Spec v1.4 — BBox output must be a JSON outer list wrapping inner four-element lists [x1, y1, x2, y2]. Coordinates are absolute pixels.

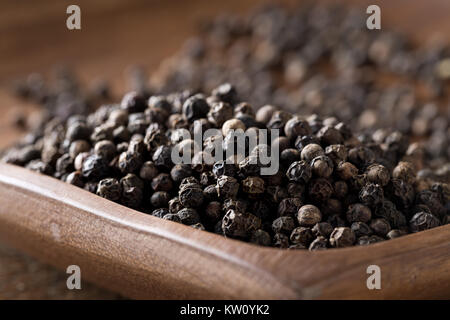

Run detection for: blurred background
[[0, 0, 449, 299]]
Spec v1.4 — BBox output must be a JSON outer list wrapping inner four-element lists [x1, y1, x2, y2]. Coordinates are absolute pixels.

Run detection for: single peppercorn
[[65, 171, 84, 188], [139, 161, 158, 180], [272, 216, 296, 235], [337, 161, 358, 180], [250, 229, 272, 246], [170, 164, 193, 183], [273, 233, 290, 249], [346, 203, 372, 223], [121, 91, 147, 113], [97, 178, 122, 202], [182, 95, 210, 121], [177, 208, 201, 225], [312, 222, 333, 238], [409, 211, 440, 232], [310, 155, 334, 178], [168, 197, 183, 213], [286, 160, 312, 184], [118, 151, 142, 174], [152, 145, 173, 170], [325, 144, 347, 165], [216, 175, 240, 199], [330, 227, 355, 248], [94, 140, 116, 161], [308, 178, 333, 202], [300, 143, 324, 163], [242, 176, 265, 196], [179, 185, 204, 208], [207, 102, 233, 127], [151, 173, 173, 192], [204, 201, 223, 224], [222, 209, 249, 239], [120, 173, 144, 208], [351, 222, 373, 238], [357, 235, 385, 246], [81, 154, 109, 180], [222, 118, 246, 136], [370, 218, 391, 237], [284, 117, 311, 139], [297, 204, 322, 227], [309, 236, 328, 251], [150, 191, 170, 208], [278, 197, 303, 217], [386, 229, 406, 239], [162, 213, 181, 223], [69, 140, 91, 160], [359, 183, 384, 207], [290, 227, 313, 246], [280, 148, 300, 167]]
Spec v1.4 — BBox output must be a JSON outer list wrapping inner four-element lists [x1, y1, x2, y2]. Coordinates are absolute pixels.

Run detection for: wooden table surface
[[0, 0, 449, 299]]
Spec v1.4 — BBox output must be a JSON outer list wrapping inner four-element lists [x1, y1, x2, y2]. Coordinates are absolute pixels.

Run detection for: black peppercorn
[[359, 183, 384, 207], [308, 178, 333, 202], [273, 232, 290, 249], [97, 178, 122, 202], [177, 208, 201, 225], [309, 236, 328, 251], [284, 117, 311, 139], [250, 229, 272, 246], [65, 171, 84, 188], [207, 101, 233, 127], [162, 213, 181, 223], [120, 173, 144, 208], [312, 222, 333, 238], [346, 203, 372, 223], [81, 154, 109, 180], [330, 227, 355, 248], [151, 173, 173, 192], [351, 222, 373, 238], [310, 155, 334, 178], [297, 204, 322, 227], [300, 143, 324, 163], [179, 185, 204, 208], [370, 218, 391, 236], [216, 175, 240, 199], [139, 161, 158, 180], [290, 227, 313, 246], [409, 211, 440, 232], [286, 160, 312, 184], [278, 197, 302, 217], [152, 145, 173, 170], [170, 164, 193, 183], [222, 209, 249, 239], [182, 95, 209, 121], [121, 91, 147, 114], [242, 176, 265, 197], [150, 191, 170, 208], [272, 216, 296, 235]]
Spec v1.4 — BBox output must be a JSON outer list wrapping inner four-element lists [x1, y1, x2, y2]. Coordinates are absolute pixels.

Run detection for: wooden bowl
[[0, 163, 448, 299]]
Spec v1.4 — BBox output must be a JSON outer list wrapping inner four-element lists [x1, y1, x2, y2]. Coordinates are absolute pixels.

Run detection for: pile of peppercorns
[[151, 3, 450, 169], [2, 83, 449, 250]]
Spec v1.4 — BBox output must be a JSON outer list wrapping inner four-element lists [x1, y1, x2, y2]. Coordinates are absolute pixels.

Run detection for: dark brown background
[[0, 0, 448, 299]]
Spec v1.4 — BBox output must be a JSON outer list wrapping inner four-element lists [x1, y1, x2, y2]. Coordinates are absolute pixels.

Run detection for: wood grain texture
[[0, 163, 448, 299]]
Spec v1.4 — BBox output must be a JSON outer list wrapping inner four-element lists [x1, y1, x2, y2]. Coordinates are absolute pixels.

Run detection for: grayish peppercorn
[[297, 204, 322, 227]]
